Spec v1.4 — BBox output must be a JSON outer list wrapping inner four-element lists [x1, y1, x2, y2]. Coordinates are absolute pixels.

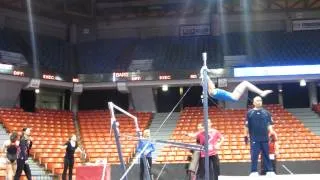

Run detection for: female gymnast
[[200, 67, 273, 102]]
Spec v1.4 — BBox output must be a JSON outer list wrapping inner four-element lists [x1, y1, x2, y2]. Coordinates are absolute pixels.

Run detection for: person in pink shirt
[[196, 119, 224, 180]]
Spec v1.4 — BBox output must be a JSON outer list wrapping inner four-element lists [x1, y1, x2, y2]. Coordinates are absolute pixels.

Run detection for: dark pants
[[14, 159, 32, 180], [250, 141, 273, 173], [197, 155, 220, 180], [260, 155, 277, 175], [140, 157, 152, 180], [185, 170, 197, 180], [62, 158, 74, 180]]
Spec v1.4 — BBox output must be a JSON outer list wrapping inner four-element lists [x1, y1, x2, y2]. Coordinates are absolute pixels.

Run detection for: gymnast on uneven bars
[[200, 55, 273, 102]]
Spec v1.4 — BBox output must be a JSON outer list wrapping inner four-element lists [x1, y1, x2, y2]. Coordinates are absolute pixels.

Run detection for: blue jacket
[[246, 108, 273, 142], [136, 139, 155, 158]]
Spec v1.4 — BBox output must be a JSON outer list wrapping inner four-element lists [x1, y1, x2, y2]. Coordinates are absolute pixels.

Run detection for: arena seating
[[225, 31, 320, 66], [0, 107, 152, 178], [0, 28, 70, 73], [77, 31, 320, 74], [0, 28, 24, 56], [3, 28, 320, 74], [0, 164, 5, 180], [77, 36, 222, 73], [78, 110, 152, 164], [35, 35, 70, 74], [0, 108, 78, 176], [131, 36, 222, 71], [156, 104, 320, 164], [0, 105, 319, 178], [76, 39, 137, 74], [221, 33, 247, 56]]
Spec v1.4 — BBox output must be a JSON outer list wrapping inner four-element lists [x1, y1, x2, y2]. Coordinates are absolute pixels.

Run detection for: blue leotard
[[209, 89, 237, 102]]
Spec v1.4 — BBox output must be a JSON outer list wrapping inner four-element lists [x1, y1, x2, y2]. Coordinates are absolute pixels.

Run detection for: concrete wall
[[0, 80, 25, 107], [0, 8, 67, 39], [130, 87, 157, 112]]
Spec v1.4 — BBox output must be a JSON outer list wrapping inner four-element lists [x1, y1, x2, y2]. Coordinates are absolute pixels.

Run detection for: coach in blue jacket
[[245, 96, 276, 176]]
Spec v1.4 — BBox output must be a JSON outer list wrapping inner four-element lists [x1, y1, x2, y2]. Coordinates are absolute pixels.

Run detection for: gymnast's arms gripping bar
[[108, 102, 140, 132], [202, 52, 207, 68], [155, 140, 204, 151]]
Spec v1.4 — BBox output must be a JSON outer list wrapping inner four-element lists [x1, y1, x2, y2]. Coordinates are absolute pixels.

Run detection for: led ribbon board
[[234, 65, 320, 77]]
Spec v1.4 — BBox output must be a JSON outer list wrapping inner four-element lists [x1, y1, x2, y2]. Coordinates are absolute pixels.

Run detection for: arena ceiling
[[0, 0, 319, 22]]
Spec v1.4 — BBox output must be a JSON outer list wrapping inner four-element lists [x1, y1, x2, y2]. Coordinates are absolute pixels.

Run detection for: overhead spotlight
[[35, 89, 40, 94], [162, 84, 168, 92], [300, 79, 306, 87], [112, 72, 116, 82], [278, 84, 283, 93], [82, 28, 90, 34], [179, 87, 183, 95], [55, 76, 62, 81]]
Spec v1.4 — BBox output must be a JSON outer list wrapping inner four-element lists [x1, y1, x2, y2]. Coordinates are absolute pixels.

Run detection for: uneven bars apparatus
[[109, 53, 210, 179], [202, 52, 210, 180], [109, 102, 155, 180], [108, 102, 141, 180], [108, 102, 205, 180]]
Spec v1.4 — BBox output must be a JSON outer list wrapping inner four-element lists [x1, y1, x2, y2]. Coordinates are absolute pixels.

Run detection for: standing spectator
[[14, 128, 32, 180], [2, 132, 19, 180], [197, 119, 224, 180], [244, 96, 275, 176], [60, 134, 85, 180]]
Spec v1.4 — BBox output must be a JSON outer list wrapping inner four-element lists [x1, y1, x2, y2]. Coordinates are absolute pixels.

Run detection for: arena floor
[[220, 174, 320, 180]]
